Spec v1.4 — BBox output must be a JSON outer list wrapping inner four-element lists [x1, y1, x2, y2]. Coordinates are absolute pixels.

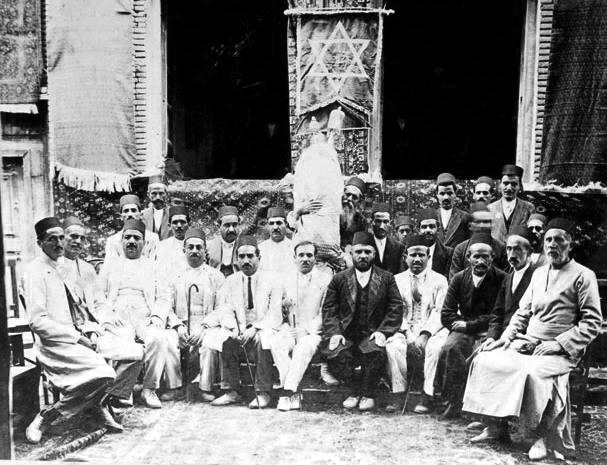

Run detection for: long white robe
[[104, 229, 160, 265], [157, 236, 185, 277], [258, 238, 295, 275]]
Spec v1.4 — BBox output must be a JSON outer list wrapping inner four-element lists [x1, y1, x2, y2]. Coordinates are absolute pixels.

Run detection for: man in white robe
[[270, 241, 332, 411], [156, 205, 189, 276], [207, 205, 241, 277], [463, 218, 602, 460], [258, 206, 294, 275]]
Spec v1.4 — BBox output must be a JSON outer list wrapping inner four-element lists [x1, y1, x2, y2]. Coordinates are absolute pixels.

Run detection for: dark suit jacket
[[340, 210, 367, 248], [436, 207, 471, 249], [373, 236, 404, 275], [448, 238, 509, 281], [322, 265, 403, 355], [487, 264, 535, 340], [399, 239, 453, 279], [206, 236, 239, 276], [441, 266, 507, 336], [141, 206, 171, 240], [488, 198, 535, 244]]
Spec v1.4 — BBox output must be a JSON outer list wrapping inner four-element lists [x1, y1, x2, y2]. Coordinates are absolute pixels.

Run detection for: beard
[[340, 205, 356, 231]]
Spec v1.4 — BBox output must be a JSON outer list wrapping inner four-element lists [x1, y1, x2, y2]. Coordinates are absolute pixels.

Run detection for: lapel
[[368, 267, 382, 316], [444, 209, 462, 245], [511, 265, 535, 302], [346, 268, 357, 310], [494, 200, 507, 237], [400, 271, 413, 311], [432, 241, 444, 269], [509, 199, 525, 229]]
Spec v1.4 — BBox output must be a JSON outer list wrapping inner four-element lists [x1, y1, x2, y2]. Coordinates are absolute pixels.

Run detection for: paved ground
[[15, 401, 607, 464]]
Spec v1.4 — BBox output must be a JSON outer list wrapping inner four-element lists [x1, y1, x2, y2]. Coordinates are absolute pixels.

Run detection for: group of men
[[23, 168, 601, 461]]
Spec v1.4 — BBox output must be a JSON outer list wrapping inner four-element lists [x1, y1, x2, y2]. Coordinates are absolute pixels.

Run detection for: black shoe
[[414, 394, 434, 414], [439, 402, 462, 420], [99, 403, 124, 433]]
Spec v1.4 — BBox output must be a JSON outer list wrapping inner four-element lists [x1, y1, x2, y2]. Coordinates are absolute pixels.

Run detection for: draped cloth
[[47, 0, 136, 192]]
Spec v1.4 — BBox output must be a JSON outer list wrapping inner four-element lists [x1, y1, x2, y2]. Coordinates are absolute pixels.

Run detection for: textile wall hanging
[[540, 0, 607, 185], [47, 0, 136, 192], [0, 0, 42, 103]]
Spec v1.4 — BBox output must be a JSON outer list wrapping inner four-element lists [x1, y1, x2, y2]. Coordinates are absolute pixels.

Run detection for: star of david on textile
[[307, 21, 370, 94]]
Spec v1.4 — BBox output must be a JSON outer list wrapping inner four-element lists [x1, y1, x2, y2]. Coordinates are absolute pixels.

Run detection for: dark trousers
[[328, 343, 386, 397], [108, 359, 144, 399], [221, 332, 273, 392], [435, 331, 476, 405], [43, 377, 113, 421]]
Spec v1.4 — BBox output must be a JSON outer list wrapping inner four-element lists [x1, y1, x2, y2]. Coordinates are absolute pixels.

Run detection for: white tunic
[[157, 236, 186, 276], [258, 238, 295, 275]]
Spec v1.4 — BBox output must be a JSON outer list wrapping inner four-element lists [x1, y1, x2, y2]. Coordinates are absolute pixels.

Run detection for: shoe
[[470, 427, 498, 444], [273, 383, 283, 390], [98, 404, 124, 433], [199, 392, 216, 403], [439, 402, 462, 420], [320, 363, 339, 386], [110, 394, 133, 409], [342, 395, 360, 409], [133, 383, 143, 393], [384, 394, 403, 413], [141, 389, 162, 409], [414, 394, 434, 414], [211, 391, 242, 406], [25, 413, 49, 444], [248, 392, 271, 409], [358, 397, 376, 411], [528, 438, 547, 461], [465, 421, 485, 432], [277, 396, 290, 411], [553, 450, 565, 461], [289, 393, 301, 410], [159, 389, 183, 402]]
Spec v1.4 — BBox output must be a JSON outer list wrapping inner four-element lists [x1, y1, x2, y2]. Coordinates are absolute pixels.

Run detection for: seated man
[[24, 218, 127, 444], [99, 219, 177, 409], [385, 234, 449, 413], [210, 235, 282, 409], [156, 205, 190, 276], [165, 228, 225, 402], [270, 241, 332, 411], [437, 233, 507, 419], [322, 232, 403, 411], [463, 219, 602, 460]]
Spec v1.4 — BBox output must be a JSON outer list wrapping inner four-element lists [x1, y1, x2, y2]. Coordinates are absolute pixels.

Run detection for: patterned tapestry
[[0, 0, 42, 103]]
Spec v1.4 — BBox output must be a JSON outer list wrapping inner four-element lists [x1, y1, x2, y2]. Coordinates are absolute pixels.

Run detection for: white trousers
[[136, 326, 182, 390], [198, 344, 220, 392], [270, 327, 320, 392]]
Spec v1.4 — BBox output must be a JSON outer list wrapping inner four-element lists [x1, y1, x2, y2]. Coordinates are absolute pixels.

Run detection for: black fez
[[508, 225, 533, 244], [418, 208, 439, 223], [148, 174, 167, 187], [372, 202, 391, 215], [546, 218, 575, 236], [345, 176, 366, 194], [405, 234, 427, 249], [352, 231, 375, 247], [395, 215, 414, 228], [123, 219, 146, 237], [267, 206, 286, 219], [475, 176, 494, 186], [236, 235, 258, 249], [120, 194, 140, 209], [169, 205, 188, 221], [502, 164, 524, 178], [469, 201, 490, 214], [469, 232, 492, 247], [63, 216, 84, 229], [35, 217, 61, 238], [184, 228, 206, 242], [218, 205, 238, 218], [528, 213, 547, 225], [436, 172, 456, 186]]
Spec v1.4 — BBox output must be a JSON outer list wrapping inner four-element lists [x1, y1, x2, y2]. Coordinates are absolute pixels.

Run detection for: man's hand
[[77, 336, 95, 350], [176, 325, 189, 347], [187, 327, 205, 347], [533, 340, 563, 356], [483, 337, 510, 352], [370, 332, 387, 347], [149, 316, 164, 329], [451, 321, 467, 333], [241, 326, 258, 346], [329, 335, 345, 351], [296, 199, 323, 219], [415, 333, 430, 351]]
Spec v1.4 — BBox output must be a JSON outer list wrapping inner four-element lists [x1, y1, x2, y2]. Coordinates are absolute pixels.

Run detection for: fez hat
[[474, 176, 494, 187], [148, 174, 167, 188], [395, 215, 414, 228], [122, 219, 146, 237], [508, 225, 534, 244], [418, 208, 439, 223], [63, 216, 84, 229], [267, 206, 286, 219], [35, 217, 61, 238], [345, 176, 366, 194], [184, 228, 206, 243], [528, 213, 547, 225], [169, 205, 188, 221], [405, 234, 427, 249], [546, 218, 575, 236], [501, 164, 524, 178], [218, 205, 238, 219], [120, 194, 141, 209], [469, 232, 492, 247], [371, 202, 391, 216], [436, 172, 456, 186], [352, 231, 375, 248], [236, 234, 258, 249], [469, 201, 490, 214]]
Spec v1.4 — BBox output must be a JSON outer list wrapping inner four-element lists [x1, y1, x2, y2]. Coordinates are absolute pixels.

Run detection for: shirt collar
[[355, 268, 371, 280], [222, 239, 235, 248], [513, 262, 530, 277], [502, 198, 517, 208]]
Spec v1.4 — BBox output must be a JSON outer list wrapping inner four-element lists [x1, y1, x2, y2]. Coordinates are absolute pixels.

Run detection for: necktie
[[412, 275, 422, 304], [247, 277, 254, 309]]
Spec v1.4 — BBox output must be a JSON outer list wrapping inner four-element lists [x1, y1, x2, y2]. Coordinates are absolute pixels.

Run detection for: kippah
[[218, 205, 238, 218], [352, 231, 375, 247], [169, 205, 188, 221], [502, 164, 524, 178], [184, 228, 206, 242], [371, 202, 390, 215], [469, 201, 489, 214], [236, 235, 257, 249], [528, 213, 547, 224], [546, 218, 575, 236], [405, 234, 427, 249], [122, 219, 146, 237], [35, 217, 61, 237], [474, 176, 493, 186], [508, 225, 533, 244], [395, 215, 414, 227], [63, 216, 84, 229], [267, 206, 286, 219], [469, 232, 492, 247], [436, 172, 456, 185], [120, 194, 140, 209], [345, 176, 366, 194], [418, 208, 439, 223]]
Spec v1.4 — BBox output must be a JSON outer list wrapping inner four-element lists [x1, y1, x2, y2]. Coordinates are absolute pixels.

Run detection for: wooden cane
[[185, 283, 199, 402], [233, 310, 261, 409]]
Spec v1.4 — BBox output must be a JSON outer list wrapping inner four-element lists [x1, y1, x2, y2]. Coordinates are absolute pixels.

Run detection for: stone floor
[[14, 400, 607, 464]]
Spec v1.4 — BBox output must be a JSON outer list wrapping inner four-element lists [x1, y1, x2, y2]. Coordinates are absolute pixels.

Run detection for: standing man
[[207, 205, 241, 277], [258, 207, 294, 274], [394, 215, 415, 245], [211, 235, 282, 409], [156, 205, 190, 275], [322, 232, 403, 411], [105, 194, 160, 263], [142, 174, 171, 240], [527, 213, 548, 266], [371, 202, 404, 275], [339, 176, 368, 249], [271, 241, 332, 411], [488, 164, 535, 243], [437, 233, 507, 419], [472, 176, 494, 203], [24, 218, 125, 443], [463, 219, 601, 460], [435, 173, 471, 248], [385, 234, 449, 413]]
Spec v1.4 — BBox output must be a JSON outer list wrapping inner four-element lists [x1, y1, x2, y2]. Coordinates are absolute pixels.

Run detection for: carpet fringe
[[55, 163, 131, 192]]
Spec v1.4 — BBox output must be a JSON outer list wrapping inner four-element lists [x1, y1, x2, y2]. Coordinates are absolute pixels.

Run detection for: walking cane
[[401, 364, 415, 416], [233, 310, 261, 409], [185, 283, 199, 402]]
